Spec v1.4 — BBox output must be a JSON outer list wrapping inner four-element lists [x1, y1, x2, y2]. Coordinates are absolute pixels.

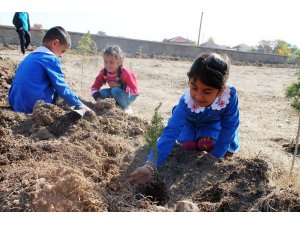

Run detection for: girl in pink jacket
[[91, 45, 139, 114]]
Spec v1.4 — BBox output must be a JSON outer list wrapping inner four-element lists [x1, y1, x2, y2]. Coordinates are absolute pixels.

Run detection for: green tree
[[290, 45, 299, 55], [77, 31, 98, 54], [294, 49, 300, 57], [287, 45, 300, 64], [77, 31, 98, 92], [144, 103, 164, 165], [274, 39, 292, 55], [251, 46, 258, 53], [285, 67, 300, 177]]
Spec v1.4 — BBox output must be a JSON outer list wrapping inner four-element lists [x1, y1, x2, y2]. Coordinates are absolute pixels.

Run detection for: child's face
[[103, 55, 122, 73], [52, 43, 68, 58], [189, 78, 222, 107], [46, 39, 68, 58]]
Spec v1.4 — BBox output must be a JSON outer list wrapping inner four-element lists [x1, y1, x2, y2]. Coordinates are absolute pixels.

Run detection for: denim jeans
[[99, 87, 137, 109]]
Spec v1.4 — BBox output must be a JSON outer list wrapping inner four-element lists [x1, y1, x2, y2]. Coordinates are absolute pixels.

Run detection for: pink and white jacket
[[90, 67, 139, 96]]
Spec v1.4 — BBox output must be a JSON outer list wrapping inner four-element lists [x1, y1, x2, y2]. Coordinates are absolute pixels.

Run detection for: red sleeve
[[120, 68, 138, 91], [91, 69, 105, 92]]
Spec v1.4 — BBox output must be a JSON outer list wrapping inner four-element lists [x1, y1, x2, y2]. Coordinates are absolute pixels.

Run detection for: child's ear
[[52, 39, 60, 47]]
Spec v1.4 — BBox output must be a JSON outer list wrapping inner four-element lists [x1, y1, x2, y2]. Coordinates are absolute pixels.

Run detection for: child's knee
[[111, 87, 122, 97], [99, 89, 112, 99], [182, 141, 199, 151]]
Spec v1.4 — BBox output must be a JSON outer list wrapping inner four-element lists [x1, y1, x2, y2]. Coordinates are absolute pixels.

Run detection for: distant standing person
[[90, 45, 139, 114], [9, 26, 89, 116], [13, 12, 31, 55]]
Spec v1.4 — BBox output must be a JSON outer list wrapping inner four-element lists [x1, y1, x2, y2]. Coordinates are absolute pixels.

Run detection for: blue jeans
[[99, 87, 137, 109]]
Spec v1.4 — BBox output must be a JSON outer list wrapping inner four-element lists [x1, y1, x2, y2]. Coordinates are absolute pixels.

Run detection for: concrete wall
[[0, 25, 288, 64]]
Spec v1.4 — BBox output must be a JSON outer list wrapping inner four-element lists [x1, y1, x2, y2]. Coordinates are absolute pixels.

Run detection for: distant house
[[200, 41, 221, 49], [232, 44, 251, 52], [163, 36, 196, 46], [199, 41, 229, 50]]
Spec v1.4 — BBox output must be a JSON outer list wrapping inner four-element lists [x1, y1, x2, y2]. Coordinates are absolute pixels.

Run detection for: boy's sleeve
[[45, 58, 82, 106], [210, 87, 239, 158], [147, 97, 188, 167], [91, 71, 105, 95]]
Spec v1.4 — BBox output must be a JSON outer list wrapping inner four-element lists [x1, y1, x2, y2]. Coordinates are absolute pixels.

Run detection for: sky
[[1, 0, 299, 48]]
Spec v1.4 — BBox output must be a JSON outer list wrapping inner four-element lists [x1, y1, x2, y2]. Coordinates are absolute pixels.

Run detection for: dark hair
[[102, 45, 124, 80], [103, 45, 124, 61], [43, 26, 71, 47], [187, 53, 230, 89]]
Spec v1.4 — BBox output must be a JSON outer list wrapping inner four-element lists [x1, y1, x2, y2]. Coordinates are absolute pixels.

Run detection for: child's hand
[[108, 81, 121, 88], [92, 92, 101, 101], [199, 150, 210, 159], [82, 104, 92, 112], [71, 105, 86, 117], [127, 167, 152, 184], [71, 104, 92, 117]]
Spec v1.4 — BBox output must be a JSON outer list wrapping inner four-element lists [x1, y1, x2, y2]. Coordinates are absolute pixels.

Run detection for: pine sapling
[[144, 103, 164, 174], [285, 66, 300, 178], [77, 31, 98, 92]]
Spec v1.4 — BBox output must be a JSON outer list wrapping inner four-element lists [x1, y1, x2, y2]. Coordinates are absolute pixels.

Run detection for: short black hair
[[43, 26, 71, 47], [187, 53, 230, 89]]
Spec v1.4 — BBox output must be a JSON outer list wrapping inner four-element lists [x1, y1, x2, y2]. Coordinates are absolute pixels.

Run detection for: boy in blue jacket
[[8, 26, 88, 116]]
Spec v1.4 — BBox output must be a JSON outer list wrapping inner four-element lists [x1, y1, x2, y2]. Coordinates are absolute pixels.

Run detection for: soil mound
[[0, 57, 18, 107], [0, 99, 147, 211]]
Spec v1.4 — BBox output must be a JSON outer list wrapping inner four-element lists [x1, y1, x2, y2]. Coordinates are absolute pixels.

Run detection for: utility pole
[[197, 12, 203, 46]]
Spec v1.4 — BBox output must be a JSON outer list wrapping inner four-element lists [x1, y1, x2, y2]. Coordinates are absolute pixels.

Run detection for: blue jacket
[[9, 46, 82, 113], [13, 12, 30, 31], [147, 86, 240, 167]]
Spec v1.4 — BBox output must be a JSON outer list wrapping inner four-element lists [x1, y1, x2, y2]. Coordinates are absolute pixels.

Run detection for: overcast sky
[[1, 0, 299, 48]]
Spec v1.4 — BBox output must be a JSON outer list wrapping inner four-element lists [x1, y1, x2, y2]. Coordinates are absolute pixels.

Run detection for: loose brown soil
[[1, 46, 300, 212]]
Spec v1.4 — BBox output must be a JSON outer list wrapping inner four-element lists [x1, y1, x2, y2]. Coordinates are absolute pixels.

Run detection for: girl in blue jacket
[[8, 26, 87, 116], [129, 53, 240, 184]]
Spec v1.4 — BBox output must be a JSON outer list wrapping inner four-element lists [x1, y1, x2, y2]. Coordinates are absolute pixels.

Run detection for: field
[[1, 45, 300, 211]]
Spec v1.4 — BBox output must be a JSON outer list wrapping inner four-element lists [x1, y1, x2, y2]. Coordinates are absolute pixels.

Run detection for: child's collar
[[33, 46, 55, 56], [184, 86, 231, 113]]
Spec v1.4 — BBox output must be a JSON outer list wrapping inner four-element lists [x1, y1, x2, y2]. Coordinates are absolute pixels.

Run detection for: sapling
[[144, 102, 164, 176], [285, 65, 300, 177], [77, 31, 98, 92]]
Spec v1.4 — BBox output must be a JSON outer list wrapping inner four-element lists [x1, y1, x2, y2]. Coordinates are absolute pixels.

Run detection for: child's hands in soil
[[128, 166, 152, 184], [199, 150, 210, 159]]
